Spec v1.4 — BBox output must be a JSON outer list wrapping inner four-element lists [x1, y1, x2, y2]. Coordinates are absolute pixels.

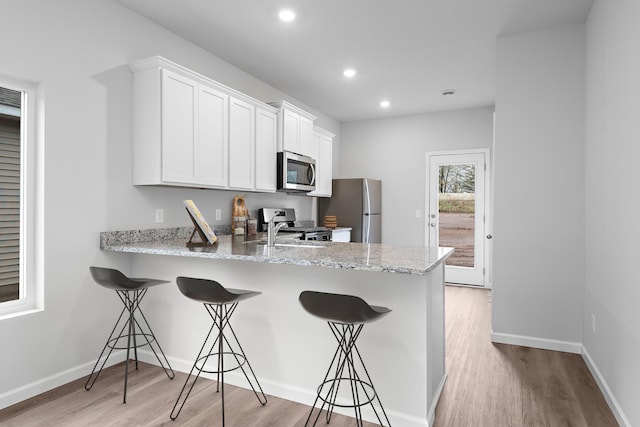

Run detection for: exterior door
[[427, 150, 490, 286]]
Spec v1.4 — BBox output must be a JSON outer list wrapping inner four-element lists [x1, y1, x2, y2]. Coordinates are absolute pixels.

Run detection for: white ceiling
[[116, 0, 594, 123]]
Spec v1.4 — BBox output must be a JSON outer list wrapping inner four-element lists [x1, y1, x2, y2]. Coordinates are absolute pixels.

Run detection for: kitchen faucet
[[267, 216, 287, 247]]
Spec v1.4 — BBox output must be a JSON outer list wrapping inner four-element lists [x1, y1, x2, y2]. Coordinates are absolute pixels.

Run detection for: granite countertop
[[100, 228, 453, 276]]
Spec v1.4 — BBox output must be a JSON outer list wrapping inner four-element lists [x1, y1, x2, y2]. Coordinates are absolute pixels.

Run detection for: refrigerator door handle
[[363, 213, 370, 243], [364, 179, 371, 214]]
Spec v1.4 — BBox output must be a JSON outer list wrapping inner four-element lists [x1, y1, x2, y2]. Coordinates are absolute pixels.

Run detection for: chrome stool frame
[[170, 276, 267, 425], [84, 266, 175, 403]]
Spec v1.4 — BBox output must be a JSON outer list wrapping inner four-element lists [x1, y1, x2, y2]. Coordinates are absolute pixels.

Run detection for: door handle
[[486, 234, 493, 239], [430, 223, 437, 227]]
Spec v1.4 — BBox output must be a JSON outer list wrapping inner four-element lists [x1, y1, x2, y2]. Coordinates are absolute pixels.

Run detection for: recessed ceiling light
[[279, 9, 296, 22], [441, 89, 456, 96], [380, 100, 390, 108], [343, 68, 357, 78]]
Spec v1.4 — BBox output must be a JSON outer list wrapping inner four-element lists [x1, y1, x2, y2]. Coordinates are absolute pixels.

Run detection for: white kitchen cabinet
[[130, 56, 277, 191], [160, 69, 198, 184], [331, 227, 352, 242], [254, 107, 277, 192], [269, 100, 317, 157], [197, 84, 229, 187], [308, 126, 334, 197], [228, 97, 255, 190], [299, 116, 314, 157], [161, 70, 230, 187]]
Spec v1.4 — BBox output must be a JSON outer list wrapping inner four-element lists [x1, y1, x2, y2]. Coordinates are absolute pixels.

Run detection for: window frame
[[0, 74, 42, 319]]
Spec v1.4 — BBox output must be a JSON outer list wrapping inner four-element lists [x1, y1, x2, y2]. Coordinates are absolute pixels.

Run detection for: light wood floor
[[434, 285, 618, 427], [0, 286, 618, 426]]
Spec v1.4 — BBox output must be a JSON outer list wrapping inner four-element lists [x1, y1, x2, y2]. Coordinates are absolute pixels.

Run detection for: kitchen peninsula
[[100, 228, 452, 427]]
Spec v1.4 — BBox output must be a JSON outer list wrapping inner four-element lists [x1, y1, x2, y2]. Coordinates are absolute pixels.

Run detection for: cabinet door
[[198, 84, 229, 187], [229, 97, 255, 190], [308, 132, 333, 197], [255, 108, 277, 192], [161, 69, 197, 184], [282, 109, 300, 153], [298, 116, 314, 157], [317, 134, 333, 196]]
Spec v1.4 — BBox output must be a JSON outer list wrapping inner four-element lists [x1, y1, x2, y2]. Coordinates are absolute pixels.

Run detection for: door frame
[[425, 148, 492, 288]]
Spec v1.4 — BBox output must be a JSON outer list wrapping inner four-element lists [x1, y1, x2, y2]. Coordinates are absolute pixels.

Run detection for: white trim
[[0, 352, 125, 410], [136, 351, 430, 427], [0, 74, 43, 319], [490, 331, 582, 354], [428, 373, 447, 425], [581, 346, 631, 427]]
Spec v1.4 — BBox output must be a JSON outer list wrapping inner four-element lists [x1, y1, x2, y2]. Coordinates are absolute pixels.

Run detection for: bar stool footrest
[[107, 333, 157, 351], [317, 377, 377, 408], [195, 351, 247, 375]]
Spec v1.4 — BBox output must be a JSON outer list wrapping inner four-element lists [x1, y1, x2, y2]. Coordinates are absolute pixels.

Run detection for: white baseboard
[[0, 351, 125, 411], [137, 350, 430, 427], [428, 373, 447, 425], [581, 346, 631, 427], [491, 331, 582, 354]]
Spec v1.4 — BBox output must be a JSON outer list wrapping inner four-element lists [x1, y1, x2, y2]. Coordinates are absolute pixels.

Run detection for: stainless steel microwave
[[277, 151, 316, 192]]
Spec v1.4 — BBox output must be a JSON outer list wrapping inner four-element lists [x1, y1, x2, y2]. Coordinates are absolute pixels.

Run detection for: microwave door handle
[[308, 163, 316, 186]]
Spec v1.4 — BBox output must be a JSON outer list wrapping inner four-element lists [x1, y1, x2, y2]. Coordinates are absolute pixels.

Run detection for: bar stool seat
[[85, 266, 175, 403], [170, 276, 267, 425], [299, 291, 392, 427]]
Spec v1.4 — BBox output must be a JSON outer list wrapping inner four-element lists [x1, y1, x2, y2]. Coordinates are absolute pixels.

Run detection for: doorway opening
[[426, 149, 491, 287]]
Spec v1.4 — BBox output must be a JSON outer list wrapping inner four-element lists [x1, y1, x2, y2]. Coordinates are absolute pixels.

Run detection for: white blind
[[0, 116, 20, 291]]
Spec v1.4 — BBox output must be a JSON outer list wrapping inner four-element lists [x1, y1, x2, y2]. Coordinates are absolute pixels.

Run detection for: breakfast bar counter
[[101, 229, 452, 276], [100, 227, 452, 427]]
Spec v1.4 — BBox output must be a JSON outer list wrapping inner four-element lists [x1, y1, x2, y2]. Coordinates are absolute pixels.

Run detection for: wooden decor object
[[183, 200, 217, 247]]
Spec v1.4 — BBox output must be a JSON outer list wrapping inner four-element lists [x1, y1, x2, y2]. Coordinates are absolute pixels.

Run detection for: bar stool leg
[[305, 322, 392, 427], [170, 302, 267, 424], [85, 288, 175, 404]]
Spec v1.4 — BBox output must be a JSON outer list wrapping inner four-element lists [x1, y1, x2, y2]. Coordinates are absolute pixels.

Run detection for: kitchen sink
[[274, 242, 327, 249], [243, 239, 327, 249]]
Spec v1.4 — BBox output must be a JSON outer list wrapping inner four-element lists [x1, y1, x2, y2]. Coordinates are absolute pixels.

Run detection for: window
[[0, 76, 40, 318]]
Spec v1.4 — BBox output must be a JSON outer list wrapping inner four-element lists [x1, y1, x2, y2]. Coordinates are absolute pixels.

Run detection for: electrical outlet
[[155, 209, 164, 223], [591, 314, 596, 335], [215, 209, 222, 221]]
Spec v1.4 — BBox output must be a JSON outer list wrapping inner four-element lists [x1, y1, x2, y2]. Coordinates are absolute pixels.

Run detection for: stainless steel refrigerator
[[319, 178, 381, 243]]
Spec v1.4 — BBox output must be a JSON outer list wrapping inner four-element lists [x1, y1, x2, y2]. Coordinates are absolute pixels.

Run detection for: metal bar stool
[[170, 276, 267, 425], [85, 266, 175, 403], [299, 291, 392, 427]]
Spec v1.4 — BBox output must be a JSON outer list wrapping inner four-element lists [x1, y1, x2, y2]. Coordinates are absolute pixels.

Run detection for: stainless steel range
[[258, 208, 332, 241]]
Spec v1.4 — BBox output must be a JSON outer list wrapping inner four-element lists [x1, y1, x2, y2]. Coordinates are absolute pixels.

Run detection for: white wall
[[584, 1, 640, 425], [0, 0, 338, 407], [492, 25, 586, 347], [339, 107, 494, 246]]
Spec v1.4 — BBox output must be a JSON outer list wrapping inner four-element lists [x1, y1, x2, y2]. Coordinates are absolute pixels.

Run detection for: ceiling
[[116, 0, 594, 123]]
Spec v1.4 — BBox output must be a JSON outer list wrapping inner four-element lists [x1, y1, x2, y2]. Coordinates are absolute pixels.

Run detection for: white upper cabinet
[[255, 107, 277, 192], [197, 83, 229, 187], [308, 126, 334, 198], [299, 116, 314, 157], [269, 100, 317, 157], [129, 56, 278, 191], [228, 97, 255, 190], [160, 69, 198, 184]]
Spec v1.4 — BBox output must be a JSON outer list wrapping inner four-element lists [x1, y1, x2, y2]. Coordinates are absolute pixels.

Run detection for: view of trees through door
[[428, 150, 488, 286], [439, 164, 475, 268]]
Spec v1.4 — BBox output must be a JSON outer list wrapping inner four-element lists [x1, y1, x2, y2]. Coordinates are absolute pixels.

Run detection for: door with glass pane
[[427, 151, 488, 286]]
